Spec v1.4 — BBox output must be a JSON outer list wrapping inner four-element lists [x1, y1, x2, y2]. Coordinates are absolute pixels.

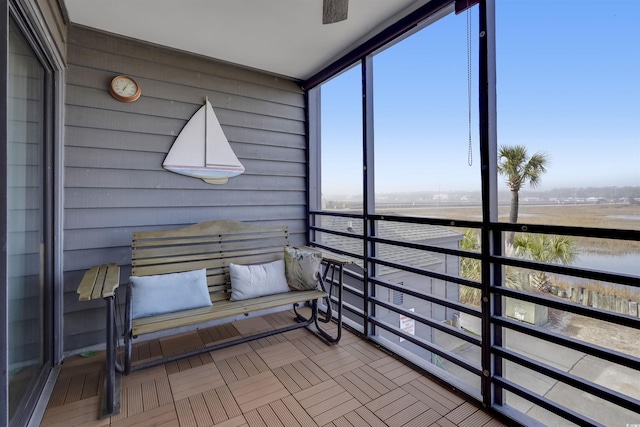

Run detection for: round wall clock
[[109, 75, 141, 102]]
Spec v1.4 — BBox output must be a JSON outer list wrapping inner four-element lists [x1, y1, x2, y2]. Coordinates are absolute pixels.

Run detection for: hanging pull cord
[[467, 8, 473, 166]]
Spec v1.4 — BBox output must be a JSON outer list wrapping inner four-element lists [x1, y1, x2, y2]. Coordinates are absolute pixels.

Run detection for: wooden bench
[[122, 220, 328, 374]]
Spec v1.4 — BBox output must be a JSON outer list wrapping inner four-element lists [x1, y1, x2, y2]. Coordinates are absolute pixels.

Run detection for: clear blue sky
[[321, 0, 640, 197]]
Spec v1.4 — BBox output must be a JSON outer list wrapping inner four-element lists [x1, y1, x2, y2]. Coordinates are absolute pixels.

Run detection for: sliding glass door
[[7, 15, 52, 425]]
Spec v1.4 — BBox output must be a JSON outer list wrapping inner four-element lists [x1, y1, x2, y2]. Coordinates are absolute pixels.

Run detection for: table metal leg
[[315, 262, 344, 343]]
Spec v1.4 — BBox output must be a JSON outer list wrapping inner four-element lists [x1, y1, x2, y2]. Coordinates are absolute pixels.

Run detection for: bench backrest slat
[[132, 244, 286, 268], [131, 220, 290, 302]]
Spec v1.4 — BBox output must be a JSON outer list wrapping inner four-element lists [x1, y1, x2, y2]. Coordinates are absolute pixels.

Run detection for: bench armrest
[[77, 263, 121, 301]]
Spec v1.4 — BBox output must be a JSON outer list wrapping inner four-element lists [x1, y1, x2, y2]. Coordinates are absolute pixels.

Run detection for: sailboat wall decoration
[[163, 98, 245, 184]]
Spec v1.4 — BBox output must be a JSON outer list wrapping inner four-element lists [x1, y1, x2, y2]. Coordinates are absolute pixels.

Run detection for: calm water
[[564, 252, 640, 297], [574, 252, 640, 277], [607, 215, 640, 221]]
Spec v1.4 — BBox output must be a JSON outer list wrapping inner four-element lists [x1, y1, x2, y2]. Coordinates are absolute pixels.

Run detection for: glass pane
[[373, 8, 481, 220], [321, 65, 363, 212], [496, 0, 640, 229], [8, 18, 46, 421]]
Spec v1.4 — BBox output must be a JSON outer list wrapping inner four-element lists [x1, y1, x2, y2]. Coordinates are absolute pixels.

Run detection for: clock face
[[109, 75, 141, 102]]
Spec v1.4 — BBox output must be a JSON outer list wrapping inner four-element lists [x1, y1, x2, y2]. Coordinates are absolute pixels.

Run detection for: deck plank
[[281, 395, 318, 427], [244, 409, 266, 427], [202, 388, 227, 424], [445, 401, 482, 424], [255, 341, 306, 369], [335, 373, 378, 404], [40, 395, 107, 427], [190, 393, 214, 427], [46, 376, 70, 408], [127, 383, 144, 417], [385, 400, 431, 427], [228, 371, 290, 413], [141, 380, 159, 412], [272, 366, 303, 393], [174, 398, 197, 427], [256, 404, 285, 427], [168, 363, 225, 401], [403, 408, 441, 427], [350, 406, 389, 427], [214, 416, 249, 427], [310, 347, 364, 377]]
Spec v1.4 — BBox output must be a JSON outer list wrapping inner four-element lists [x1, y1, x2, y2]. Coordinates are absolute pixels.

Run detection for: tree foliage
[[497, 145, 550, 244], [459, 230, 528, 306], [459, 230, 578, 305], [497, 145, 549, 193], [512, 233, 578, 291]]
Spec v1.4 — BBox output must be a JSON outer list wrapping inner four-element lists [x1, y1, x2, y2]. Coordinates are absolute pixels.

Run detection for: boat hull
[[163, 165, 245, 185]]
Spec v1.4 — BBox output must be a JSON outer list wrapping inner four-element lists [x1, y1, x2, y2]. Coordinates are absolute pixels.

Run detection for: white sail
[[163, 99, 245, 184]]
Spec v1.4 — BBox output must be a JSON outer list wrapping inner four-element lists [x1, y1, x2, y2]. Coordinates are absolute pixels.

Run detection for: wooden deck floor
[[41, 310, 507, 427]]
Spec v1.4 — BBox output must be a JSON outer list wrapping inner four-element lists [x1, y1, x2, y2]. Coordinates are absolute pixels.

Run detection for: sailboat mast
[[204, 96, 208, 164]]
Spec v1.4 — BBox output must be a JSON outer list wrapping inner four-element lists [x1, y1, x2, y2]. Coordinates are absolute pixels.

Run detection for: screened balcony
[[4, 0, 639, 426]]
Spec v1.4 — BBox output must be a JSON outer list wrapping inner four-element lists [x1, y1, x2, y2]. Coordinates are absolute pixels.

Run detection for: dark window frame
[[307, 0, 640, 425]]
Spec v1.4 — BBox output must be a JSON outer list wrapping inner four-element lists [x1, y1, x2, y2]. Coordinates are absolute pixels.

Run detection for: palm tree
[[459, 229, 529, 306], [497, 145, 549, 244], [512, 233, 578, 292]]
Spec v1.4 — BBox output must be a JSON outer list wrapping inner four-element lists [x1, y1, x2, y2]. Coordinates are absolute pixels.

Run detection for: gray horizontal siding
[[65, 124, 306, 152], [64, 207, 308, 231], [67, 67, 305, 120], [65, 103, 305, 136], [63, 25, 309, 353], [65, 188, 307, 209], [65, 136, 306, 166], [67, 26, 301, 95]]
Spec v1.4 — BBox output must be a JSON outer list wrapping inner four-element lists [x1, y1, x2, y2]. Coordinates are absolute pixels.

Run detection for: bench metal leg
[[101, 296, 121, 418], [123, 285, 133, 375]]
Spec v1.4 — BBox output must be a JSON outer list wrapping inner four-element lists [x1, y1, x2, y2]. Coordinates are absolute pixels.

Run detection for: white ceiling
[[62, 0, 432, 81]]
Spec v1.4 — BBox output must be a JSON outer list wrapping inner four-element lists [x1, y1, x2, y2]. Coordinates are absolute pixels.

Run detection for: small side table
[[77, 263, 121, 418], [299, 247, 353, 343]]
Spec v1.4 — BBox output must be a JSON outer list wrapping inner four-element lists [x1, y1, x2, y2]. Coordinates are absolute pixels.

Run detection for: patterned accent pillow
[[284, 247, 323, 291]]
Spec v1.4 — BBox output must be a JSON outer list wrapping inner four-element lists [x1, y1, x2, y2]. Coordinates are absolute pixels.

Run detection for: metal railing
[[309, 209, 640, 426]]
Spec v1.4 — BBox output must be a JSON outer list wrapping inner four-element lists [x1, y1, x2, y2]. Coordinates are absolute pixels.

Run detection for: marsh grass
[[384, 203, 640, 254], [554, 278, 640, 300], [515, 204, 640, 254]]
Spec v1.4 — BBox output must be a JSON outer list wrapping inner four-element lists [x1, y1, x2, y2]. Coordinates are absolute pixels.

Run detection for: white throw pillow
[[130, 268, 212, 319], [284, 247, 323, 291], [229, 259, 290, 301]]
